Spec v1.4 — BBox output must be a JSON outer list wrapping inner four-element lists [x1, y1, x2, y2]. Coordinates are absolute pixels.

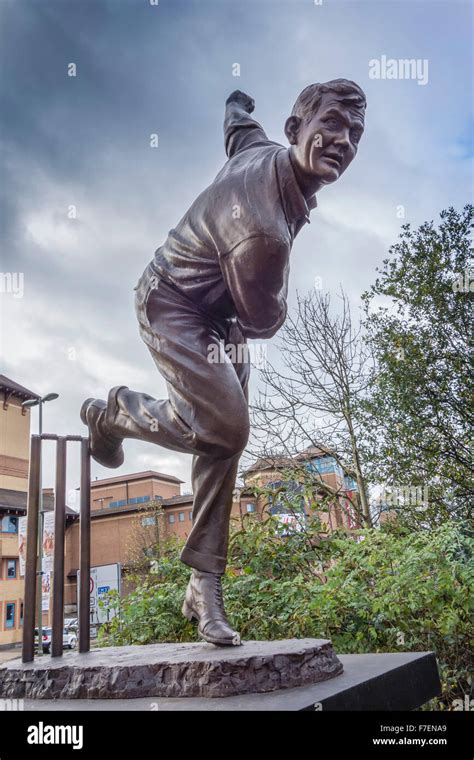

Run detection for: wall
[[0, 552, 23, 645], [91, 477, 180, 511], [0, 394, 31, 645], [0, 398, 31, 491]]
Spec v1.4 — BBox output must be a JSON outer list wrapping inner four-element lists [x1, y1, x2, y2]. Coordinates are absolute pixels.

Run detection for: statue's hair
[[291, 79, 367, 122]]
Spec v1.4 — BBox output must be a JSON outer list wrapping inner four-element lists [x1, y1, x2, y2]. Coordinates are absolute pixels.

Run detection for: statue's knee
[[211, 416, 249, 459], [227, 420, 250, 456]]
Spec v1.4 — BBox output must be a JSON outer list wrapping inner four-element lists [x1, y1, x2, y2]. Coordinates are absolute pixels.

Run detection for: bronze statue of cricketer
[[81, 79, 366, 646]]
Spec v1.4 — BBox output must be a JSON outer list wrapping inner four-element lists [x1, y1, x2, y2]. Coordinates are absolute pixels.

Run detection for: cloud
[[1, 0, 471, 493]]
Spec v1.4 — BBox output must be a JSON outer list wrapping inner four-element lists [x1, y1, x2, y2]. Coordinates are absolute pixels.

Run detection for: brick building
[[0, 375, 37, 645], [241, 445, 361, 532], [62, 447, 361, 613], [62, 469, 256, 611], [63, 470, 180, 607]]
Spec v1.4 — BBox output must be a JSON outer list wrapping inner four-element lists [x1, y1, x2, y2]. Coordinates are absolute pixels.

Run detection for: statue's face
[[290, 92, 365, 185]]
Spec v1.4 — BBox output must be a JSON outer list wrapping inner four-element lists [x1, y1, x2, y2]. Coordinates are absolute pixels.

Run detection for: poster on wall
[[18, 516, 27, 576], [41, 572, 51, 612], [42, 511, 55, 573]]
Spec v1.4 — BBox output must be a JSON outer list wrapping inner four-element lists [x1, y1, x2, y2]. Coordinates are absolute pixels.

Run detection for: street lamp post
[[22, 392, 59, 656]]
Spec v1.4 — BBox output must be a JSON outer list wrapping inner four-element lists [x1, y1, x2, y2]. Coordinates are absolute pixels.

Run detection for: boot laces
[[213, 574, 223, 607]]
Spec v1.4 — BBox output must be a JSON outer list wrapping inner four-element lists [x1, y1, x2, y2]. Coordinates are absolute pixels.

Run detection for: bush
[[99, 518, 472, 709]]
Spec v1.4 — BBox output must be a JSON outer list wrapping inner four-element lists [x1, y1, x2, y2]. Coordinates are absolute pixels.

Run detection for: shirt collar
[[275, 148, 317, 229]]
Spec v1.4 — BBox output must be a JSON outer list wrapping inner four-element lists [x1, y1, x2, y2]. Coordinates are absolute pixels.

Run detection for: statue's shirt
[[147, 104, 316, 339]]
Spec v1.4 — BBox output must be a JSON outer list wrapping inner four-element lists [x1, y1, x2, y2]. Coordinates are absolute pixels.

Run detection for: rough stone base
[[17, 652, 441, 711], [0, 639, 343, 700]]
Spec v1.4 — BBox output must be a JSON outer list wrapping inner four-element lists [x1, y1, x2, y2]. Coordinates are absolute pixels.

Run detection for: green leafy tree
[[362, 205, 473, 524]]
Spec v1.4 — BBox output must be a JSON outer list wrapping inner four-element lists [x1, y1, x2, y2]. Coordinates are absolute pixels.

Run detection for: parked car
[[63, 627, 77, 650], [34, 627, 51, 654], [34, 626, 77, 654]]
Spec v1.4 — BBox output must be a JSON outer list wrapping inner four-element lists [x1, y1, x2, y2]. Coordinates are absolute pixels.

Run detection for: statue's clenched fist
[[226, 90, 255, 114]]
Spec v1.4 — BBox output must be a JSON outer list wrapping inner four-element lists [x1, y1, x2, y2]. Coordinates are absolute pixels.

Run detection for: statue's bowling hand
[[226, 90, 255, 114]]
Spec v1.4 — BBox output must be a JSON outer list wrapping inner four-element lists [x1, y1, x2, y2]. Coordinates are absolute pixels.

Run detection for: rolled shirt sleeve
[[219, 235, 290, 339], [224, 103, 270, 158]]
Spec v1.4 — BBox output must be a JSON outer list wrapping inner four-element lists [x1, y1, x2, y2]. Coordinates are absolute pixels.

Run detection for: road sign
[[77, 563, 120, 625]]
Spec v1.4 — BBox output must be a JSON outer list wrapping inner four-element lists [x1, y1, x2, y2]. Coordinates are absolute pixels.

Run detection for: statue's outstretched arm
[[224, 90, 269, 158]]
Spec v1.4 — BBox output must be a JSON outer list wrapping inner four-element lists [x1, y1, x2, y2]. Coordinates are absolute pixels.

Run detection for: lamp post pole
[[36, 398, 44, 656], [22, 392, 59, 656]]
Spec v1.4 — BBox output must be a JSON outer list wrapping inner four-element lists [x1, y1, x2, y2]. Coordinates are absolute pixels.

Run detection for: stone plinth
[[0, 639, 343, 700]]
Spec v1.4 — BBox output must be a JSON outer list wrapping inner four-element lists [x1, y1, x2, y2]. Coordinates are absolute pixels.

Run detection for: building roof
[[0, 488, 77, 519], [244, 456, 294, 474], [0, 488, 54, 512], [163, 494, 194, 507], [245, 445, 336, 474], [89, 504, 152, 519], [90, 470, 184, 488], [43, 500, 78, 517], [0, 374, 39, 401], [294, 445, 333, 461]]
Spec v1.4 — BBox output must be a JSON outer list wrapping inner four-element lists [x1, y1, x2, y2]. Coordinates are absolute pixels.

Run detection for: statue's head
[[285, 79, 366, 187]]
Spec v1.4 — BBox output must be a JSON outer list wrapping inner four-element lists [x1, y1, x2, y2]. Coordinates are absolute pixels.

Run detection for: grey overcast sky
[[1, 0, 472, 502]]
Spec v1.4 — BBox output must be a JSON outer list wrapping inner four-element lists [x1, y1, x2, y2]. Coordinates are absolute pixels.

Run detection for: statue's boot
[[182, 570, 241, 647], [80, 386, 127, 469]]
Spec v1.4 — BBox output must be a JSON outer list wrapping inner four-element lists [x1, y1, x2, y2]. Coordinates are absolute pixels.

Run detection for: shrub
[[98, 518, 472, 709]]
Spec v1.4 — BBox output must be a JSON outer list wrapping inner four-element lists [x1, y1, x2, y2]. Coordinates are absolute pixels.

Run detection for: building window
[[109, 499, 127, 508], [169, 514, 175, 524], [179, 512, 185, 522], [110, 495, 152, 508], [7, 559, 17, 579], [343, 475, 358, 491], [309, 456, 336, 474], [5, 603, 15, 629], [1, 516, 19, 533], [189, 511, 193, 521], [20, 602, 24, 627], [141, 516, 156, 527], [246, 503, 256, 513]]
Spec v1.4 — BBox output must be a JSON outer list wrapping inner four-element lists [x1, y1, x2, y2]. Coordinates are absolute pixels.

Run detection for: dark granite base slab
[[0, 639, 343, 699], [17, 652, 440, 711]]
